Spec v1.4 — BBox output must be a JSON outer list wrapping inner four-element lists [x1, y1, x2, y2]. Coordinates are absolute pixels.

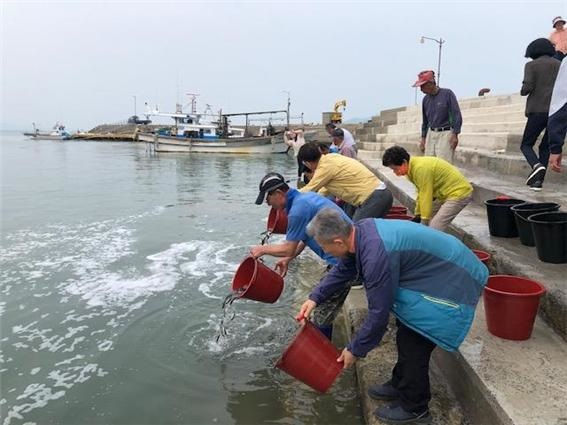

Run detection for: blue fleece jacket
[[309, 218, 488, 357]]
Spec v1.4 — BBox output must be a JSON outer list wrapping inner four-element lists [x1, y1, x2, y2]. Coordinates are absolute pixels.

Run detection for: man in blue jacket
[[297, 209, 488, 424], [249, 173, 354, 338]]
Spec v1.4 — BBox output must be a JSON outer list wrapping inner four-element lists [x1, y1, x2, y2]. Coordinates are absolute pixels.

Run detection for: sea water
[[0, 132, 363, 425]]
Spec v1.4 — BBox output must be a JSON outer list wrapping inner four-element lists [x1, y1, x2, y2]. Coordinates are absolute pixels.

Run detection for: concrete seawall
[[337, 93, 567, 425]]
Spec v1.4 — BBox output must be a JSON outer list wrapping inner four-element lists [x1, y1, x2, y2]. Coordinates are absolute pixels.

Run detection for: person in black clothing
[[520, 38, 561, 191]]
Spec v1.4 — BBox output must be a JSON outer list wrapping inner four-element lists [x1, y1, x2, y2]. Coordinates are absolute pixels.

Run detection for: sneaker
[[530, 180, 543, 191], [367, 380, 400, 401], [374, 404, 432, 424], [526, 164, 546, 186]]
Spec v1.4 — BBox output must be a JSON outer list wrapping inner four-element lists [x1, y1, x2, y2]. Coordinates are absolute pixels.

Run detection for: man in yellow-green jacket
[[382, 146, 473, 232]]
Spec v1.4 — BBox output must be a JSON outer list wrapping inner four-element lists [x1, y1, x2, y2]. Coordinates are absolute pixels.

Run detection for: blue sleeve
[[309, 255, 357, 304], [285, 214, 308, 242], [347, 230, 396, 358]]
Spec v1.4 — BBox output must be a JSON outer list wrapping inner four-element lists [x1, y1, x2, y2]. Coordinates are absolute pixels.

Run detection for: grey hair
[[306, 208, 352, 243]]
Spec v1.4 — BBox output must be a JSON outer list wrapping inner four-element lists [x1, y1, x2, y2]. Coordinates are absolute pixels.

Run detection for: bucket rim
[[472, 249, 491, 260], [267, 208, 278, 232], [484, 198, 525, 206], [510, 202, 561, 212], [231, 256, 260, 298], [526, 211, 567, 224], [485, 275, 546, 297]]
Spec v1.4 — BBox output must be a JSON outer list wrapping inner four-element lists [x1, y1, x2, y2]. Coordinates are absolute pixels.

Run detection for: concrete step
[[396, 110, 526, 126], [370, 131, 523, 152], [453, 93, 524, 109], [460, 121, 526, 133], [356, 126, 388, 137], [396, 102, 525, 122], [435, 303, 567, 425], [383, 121, 526, 136]]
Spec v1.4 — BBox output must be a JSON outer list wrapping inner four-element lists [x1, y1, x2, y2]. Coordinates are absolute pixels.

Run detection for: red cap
[[412, 70, 435, 87]]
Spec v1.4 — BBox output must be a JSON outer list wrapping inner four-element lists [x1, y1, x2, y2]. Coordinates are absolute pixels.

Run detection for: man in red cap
[[413, 70, 462, 164]]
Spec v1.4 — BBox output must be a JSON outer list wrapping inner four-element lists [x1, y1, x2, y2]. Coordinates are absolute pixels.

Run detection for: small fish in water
[[216, 287, 247, 343], [260, 231, 272, 246], [165, 204, 175, 208]]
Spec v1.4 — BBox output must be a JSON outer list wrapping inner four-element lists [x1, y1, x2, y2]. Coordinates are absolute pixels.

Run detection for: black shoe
[[374, 404, 432, 424], [526, 164, 546, 186], [367, 380, 400, 401], [530, 180, 543, 191]]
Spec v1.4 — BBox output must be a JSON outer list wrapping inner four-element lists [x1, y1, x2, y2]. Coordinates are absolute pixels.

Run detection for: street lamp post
[[420, 36, 445, 86]]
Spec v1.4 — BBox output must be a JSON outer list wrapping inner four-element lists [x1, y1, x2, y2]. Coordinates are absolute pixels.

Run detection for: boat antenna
[[186, 93, 200, 114]]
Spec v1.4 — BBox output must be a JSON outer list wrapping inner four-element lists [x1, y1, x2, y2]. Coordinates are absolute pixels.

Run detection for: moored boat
[[138, 132, 286, 154], [24, 122, 71, 140], [138, 98, 288, 154]]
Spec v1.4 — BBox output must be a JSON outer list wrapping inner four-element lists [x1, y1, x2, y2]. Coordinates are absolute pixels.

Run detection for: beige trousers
[[425, 130, 454, 164], [429, 195, 473, 232]]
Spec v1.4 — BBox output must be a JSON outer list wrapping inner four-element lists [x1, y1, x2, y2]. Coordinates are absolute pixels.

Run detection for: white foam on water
[[2, 383, 65, 425], [0, 207, 260, 424], [97, 340, 113, 352], [2, 362, 106, 425]]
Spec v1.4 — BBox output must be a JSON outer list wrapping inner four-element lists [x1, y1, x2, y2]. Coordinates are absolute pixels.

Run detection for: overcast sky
[[1, 0, 566, 131]]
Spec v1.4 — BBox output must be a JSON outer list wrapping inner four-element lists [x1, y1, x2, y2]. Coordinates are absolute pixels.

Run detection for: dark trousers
[[520, 113, 550, 169], [352, 188, 393, 222], [548, 102, 567, 154], [391, 321, 436, 413]]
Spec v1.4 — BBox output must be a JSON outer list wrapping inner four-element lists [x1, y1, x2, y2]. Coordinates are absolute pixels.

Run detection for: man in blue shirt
[[297, 208, 487, 424], [249, 172, 353, 338]]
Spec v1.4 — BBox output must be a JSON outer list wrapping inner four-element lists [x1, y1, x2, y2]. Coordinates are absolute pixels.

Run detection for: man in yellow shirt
[[382, 146, 473, 232], [298, 143, 393, 221]]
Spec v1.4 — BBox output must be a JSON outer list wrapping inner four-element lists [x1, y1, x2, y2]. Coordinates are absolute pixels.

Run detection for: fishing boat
[[138, 98, 289, 154], [24, 122, 71, 140]]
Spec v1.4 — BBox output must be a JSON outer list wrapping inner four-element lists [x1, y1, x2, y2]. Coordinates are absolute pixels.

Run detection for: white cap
[[552, 16, 566, 27]]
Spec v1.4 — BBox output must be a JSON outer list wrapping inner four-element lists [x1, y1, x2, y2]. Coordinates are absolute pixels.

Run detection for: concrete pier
[[337, 93, 567, 425]]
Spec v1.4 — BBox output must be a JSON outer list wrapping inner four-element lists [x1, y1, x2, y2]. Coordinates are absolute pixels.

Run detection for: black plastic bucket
[[484, 198, 525, 238], [511, 203, 561, 246], [528, 212, 567, 264]]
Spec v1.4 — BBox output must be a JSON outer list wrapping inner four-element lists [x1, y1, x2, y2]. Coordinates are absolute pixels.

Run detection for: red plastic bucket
[[483, 275, 546, 340], [389, 206, 408, 215], [275, 321, 343, 393], [472, 249, 491, 266], [231, 257, 284, 304], [385, 213, 414, 220], [267, 208, 288, 234]]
